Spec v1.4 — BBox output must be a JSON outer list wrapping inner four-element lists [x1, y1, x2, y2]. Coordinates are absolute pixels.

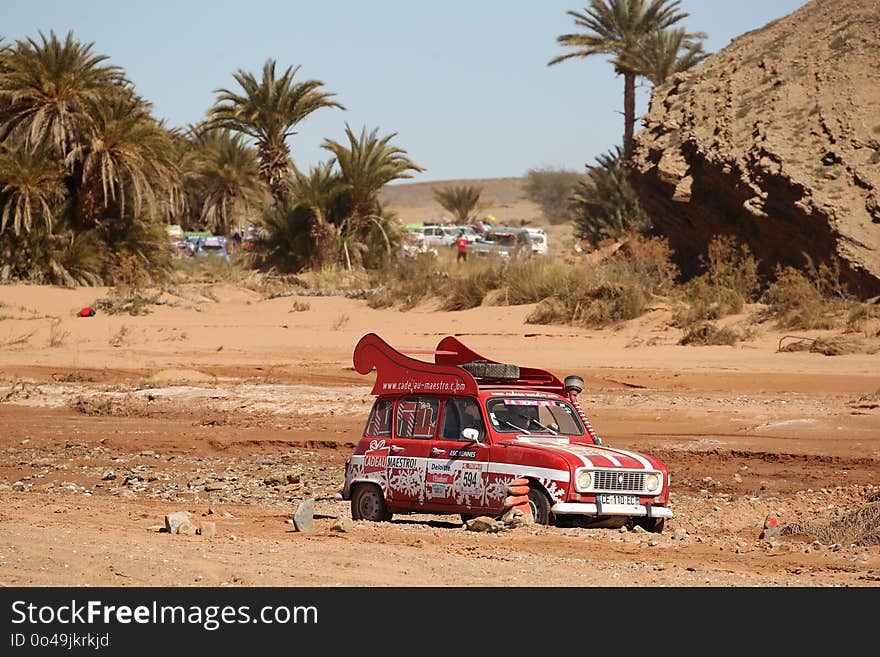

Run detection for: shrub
[[761, 257, 848, 330], [553, 265, 649, 328], [846, 302, 880, 335], [679, 322, 744, 346], [609, 233, 680, 295], [570, 147, 650, 245], [572, 280, 648, 327], [673, 277, 745, 327], [673, 235, 759, 330], [498, 257, 570, 305], [367, 253, 447, 310], [522, 167, 581, 225], [440, 260, 505, 311], [526, 297, 569, 325], [702, 234, 760, 300]]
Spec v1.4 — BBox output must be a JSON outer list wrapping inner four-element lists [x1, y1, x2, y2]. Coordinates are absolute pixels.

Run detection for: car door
[[424, 397, 493, 513], [386, 396, 438, 507]]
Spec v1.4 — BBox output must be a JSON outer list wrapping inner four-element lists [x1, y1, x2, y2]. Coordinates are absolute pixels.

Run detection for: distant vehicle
[[469, 227, 532, 259], [420, 225, 457, 249], [172, 233, 205, 258], [525, 228, 548, 256], [450, 225, 480, 244], [196, 235, 230, 264]]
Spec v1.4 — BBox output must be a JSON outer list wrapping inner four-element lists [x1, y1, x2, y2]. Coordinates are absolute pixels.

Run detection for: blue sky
[[4, 0, 808, 183]]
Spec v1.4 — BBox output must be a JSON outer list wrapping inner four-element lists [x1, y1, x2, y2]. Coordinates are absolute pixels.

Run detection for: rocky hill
[[630, 0, 880, 297]]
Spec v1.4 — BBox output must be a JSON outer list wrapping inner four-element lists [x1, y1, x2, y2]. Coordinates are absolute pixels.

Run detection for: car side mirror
[[461, 427, 482, 444]]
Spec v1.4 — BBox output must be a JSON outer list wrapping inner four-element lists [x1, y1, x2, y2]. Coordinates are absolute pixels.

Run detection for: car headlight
[[645, 473, 661, 493], [575, 470, 592, 491]]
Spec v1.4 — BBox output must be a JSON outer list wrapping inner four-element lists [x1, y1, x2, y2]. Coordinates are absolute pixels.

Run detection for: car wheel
[[351, 484, 392, 522], [527, 486, 553, 526]]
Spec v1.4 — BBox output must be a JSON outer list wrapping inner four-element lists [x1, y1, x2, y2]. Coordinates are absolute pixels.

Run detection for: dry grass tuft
[[69, 394, 152, 417], [759, 257, 849, 330], [0, 329, 37, 349], [109, 325, 130, 347], [777, 335, 879, 356], [781, 501, 880, 546], [48, 318, 69, 348], [679, 322, 741, 346]]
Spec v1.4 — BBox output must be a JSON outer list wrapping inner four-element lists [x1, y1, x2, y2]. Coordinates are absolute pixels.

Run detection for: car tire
[[351, 484, 392, 522], [528, 486, 553, 526], [460, 360, 520, 380]]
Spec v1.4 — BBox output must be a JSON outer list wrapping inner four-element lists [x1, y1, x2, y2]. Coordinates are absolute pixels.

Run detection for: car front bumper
[[551, 502, 674, 519]]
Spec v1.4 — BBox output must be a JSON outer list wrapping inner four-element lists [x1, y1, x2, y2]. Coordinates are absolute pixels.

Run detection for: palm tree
[[246, 200, 314, 273], [190, 128, 264, 236], [570, 146, 649, 245], [64, 90, 179, 227], [0, 146, 65, 235], [291, 159, 345, 266], [0, 30, 128, 159], [548, 0, 701, 160], [432, 185, 487, 224], [208, 59, 345, 203], [321, 124, 424, 267], [622, 27, 708, 86]]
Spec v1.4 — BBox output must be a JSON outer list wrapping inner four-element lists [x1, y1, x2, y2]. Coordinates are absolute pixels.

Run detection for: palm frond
[[207, 59, 345, 202], [0, 30, 129, 158]]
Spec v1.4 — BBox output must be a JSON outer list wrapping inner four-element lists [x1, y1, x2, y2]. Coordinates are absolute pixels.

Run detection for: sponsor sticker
[[364, 440, 389, 476], [388, 456, 418, 469]]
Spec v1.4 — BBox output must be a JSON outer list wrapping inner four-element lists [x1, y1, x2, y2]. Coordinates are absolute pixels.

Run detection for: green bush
[[522, 167, 581, 225], [499, 257, 570, 305]]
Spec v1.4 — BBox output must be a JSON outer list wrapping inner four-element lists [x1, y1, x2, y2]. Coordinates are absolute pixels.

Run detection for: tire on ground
[[351, 483, 392, 522], [528, 486, 553, 526]]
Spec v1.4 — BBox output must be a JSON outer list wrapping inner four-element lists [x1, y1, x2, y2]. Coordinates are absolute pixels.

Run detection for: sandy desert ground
[[0, 279, 878, 589]]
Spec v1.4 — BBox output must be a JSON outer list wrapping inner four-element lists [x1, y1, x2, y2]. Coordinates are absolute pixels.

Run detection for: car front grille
[[593, 470, 645, 494]]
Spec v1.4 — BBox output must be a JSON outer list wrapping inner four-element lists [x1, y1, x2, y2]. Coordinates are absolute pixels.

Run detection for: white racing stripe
[[349, 454, 570, 483], [488, 462, 570, 482], [597, 445, 652, 470], [514, 438, 646, 469]]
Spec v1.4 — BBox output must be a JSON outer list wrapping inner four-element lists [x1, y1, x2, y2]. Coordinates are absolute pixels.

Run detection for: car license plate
[[598, 494, 638, 506]]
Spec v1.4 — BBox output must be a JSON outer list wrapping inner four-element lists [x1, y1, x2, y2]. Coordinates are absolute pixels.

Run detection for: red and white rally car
[[342, 333, 673, 532]]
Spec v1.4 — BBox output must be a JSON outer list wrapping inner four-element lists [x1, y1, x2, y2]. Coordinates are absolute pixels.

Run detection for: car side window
[[441, 398, 486, 441], [395, 397, 440, 439], [364, 399, 392, 437]]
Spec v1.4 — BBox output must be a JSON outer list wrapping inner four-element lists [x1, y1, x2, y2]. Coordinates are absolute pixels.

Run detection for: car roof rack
[[352, 333, 565, 396], [435, 336, 564, 392]]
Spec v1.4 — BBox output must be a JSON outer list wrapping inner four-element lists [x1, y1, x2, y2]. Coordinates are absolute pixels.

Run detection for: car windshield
[[486, 398, 584, 435]]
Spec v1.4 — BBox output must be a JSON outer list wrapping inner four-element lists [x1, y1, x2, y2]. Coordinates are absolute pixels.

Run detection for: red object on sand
[[77, 307, 96, 317]]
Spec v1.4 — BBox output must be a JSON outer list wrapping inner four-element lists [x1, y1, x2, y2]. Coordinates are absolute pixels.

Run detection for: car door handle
[[430, 447, 446, 455], [390, 446, 405, 453]]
